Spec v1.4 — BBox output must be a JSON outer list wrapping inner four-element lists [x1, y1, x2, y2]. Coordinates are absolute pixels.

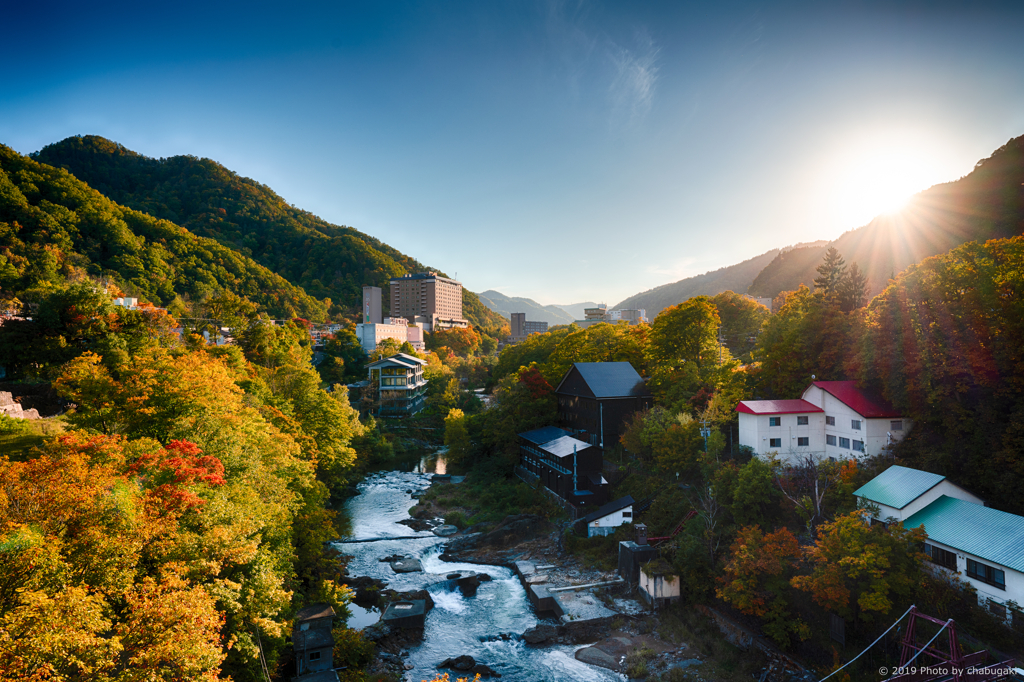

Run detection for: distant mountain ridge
[[747, 136, 1024, 299], [552, 301, 601, 321], [32, 135, 505, 330], [618, 134, 1024, 312], [475, 290, 576, 326], [613, 246, 808, 317]]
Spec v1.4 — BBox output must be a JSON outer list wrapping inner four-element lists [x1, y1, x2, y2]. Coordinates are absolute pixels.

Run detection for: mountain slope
[[476, 290, 576, 326], [614, 247, 789, 317], [551, 302, 600, 320], [749, 135, 1024, 299], [0, 144, 325, 320], [32, 135, 506, 330]]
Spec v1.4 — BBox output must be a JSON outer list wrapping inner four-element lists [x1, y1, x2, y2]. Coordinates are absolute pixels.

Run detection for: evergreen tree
[[813, 246, 847, 297], [838, 261, 868, 312]]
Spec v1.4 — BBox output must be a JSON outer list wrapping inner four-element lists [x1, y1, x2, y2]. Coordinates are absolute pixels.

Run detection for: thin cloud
[[608, 30, 660, 122]]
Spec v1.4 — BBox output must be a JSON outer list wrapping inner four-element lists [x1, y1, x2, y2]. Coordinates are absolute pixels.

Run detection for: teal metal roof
[[905, 496, 1024, 573], [853, 465, 945, 509]]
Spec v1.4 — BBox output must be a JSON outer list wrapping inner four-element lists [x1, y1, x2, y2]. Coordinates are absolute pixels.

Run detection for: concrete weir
[[513, 561, 619, 621]]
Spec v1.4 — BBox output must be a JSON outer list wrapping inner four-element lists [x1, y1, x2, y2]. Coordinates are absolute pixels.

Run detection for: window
[[769, 417, 781, 427], [891, 420, 904, 431], [826, 416, 836, 426], [853, 440, 864, 452], [798, 437, 809, 446], [826, 435, 837, 446], [769, 438, 782, 448], [309, 652, 321, 661], [622, 511, 632, 518], [989, 600, 1007, 619], [851, 419, 862, 430], [925, 544, 957, 570], [797, 416, 809, 426], [967, 559, 1005, 589], [839, 437, 851, 449]]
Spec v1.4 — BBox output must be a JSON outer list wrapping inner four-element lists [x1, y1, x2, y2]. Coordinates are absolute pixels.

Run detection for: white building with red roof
[[736, 381, 910, 463]]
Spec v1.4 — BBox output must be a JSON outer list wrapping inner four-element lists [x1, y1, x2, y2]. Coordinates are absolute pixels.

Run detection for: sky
[[3, 1, 1024, 306]]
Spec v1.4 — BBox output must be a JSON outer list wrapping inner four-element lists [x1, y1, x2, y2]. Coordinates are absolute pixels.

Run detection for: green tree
[[444, 408, 471, 464], [645, 297, 721, 407], [838, 261, 868, 312], [792, 512, 926, 624], [711, 291, 770, 363], [813, 246, 847, 297]]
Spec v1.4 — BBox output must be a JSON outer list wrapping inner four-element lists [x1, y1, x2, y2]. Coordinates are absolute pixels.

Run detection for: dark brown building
[[518, 426, 608, 508], [555, 362, 652, 449]]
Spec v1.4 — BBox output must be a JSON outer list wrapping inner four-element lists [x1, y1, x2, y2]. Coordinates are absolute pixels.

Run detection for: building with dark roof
[[517, 426, 608, 509], [736, 380, 911, 463], [292, 603, 339, 682], [578, 495, 635, 537], [555, 362, 652, 449], [366, 353, 427, 416]]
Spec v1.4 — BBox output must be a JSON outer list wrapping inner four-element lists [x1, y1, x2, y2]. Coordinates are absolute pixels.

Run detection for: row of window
[[766, 436, 863, 450], [826, 435, 864, 451], [768, 416, 904, 431], [925, 543, 1006, 590]]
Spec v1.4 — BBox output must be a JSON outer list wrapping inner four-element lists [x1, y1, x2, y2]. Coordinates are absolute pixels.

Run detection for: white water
[[337, 471, 621, 681]]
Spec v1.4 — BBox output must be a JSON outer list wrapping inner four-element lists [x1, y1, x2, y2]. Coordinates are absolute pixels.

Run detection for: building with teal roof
[[856, 465, 1022, 622]]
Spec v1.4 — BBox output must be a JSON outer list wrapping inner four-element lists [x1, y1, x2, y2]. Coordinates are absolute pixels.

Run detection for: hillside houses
[[737, 380, 910, 463]]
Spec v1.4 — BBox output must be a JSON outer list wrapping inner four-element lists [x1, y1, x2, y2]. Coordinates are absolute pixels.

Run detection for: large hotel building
[[389, 272, 469, 331]]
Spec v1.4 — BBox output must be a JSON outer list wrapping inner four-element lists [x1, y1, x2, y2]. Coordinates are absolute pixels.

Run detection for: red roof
[[735, 399, 823, 415], [807, 381, 901, 418]]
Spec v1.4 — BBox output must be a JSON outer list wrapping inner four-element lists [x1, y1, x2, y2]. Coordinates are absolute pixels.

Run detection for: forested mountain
[[614, 247, 790, 317], [0, 144, 326, 319], [747, 244, 829, 299], [476, 289, 576, 325], [31, 135, 505, 330], [750, 135, 1024, 299]]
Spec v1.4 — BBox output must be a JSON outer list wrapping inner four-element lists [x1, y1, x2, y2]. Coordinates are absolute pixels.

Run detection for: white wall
[[356, 322, 409, 354], [801, 386, 911, 460], [740, 411, 826, 464], [639, 568, 681, 606], [588, 506, 633, 537], [924, 539, 1024, 617]]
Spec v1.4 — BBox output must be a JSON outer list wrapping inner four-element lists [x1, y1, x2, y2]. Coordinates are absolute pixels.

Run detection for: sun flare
[[826, 138, 942, 229]]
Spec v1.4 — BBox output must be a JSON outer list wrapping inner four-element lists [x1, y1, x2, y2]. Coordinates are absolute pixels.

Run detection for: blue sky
[[3, 1, 1024, 305]]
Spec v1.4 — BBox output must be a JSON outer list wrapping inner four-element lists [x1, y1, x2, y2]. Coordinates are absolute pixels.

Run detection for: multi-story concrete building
[[362, 286, 382, 324], [355, 317, 425, 354], [507, 312, 548, 343], [574, 304, 648, 328], [389, 272, 468, 331]]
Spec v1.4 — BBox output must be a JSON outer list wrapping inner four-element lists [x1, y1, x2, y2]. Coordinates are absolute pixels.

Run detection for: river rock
[[439, 655, 476, 671], [522, 624, 558, 645], [379, 554, 405, 562], [391, 558, 423, 573], [574, 646, 619, 671], [472, 663, 501, 678], [398, 518, 436, 532], [341, 575, 388, 604], [433, 524, 458, 536]]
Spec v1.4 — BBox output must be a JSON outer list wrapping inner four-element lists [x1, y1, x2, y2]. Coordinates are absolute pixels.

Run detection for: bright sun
[[825, 137, 943, 229], [833, 152, 932, 224]]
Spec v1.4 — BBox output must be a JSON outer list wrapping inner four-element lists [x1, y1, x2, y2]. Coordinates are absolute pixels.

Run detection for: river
[[336, 469, 622, 681]]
